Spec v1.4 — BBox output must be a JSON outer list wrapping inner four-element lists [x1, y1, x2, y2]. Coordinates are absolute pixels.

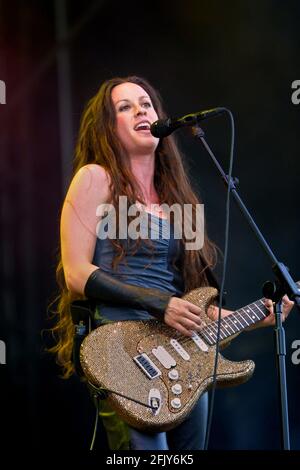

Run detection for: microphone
[[150, 107, 226, 138]]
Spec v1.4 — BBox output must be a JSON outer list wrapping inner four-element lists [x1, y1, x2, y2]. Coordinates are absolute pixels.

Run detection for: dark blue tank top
[[92, 212, 184, 323]]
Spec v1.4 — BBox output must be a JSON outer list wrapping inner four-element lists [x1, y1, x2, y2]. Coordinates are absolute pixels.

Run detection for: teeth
[[135, 122, 150, 130]]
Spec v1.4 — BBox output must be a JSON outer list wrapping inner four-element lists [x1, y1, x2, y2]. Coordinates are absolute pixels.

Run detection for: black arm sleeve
[[84, 268, 174, 320]]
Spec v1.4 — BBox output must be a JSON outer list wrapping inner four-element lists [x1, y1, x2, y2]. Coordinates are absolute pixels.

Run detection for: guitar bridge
[[133, 353, 161, 379]]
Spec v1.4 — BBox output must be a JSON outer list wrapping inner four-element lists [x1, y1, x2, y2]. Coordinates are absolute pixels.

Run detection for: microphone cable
[[203, 109, 235, 450]]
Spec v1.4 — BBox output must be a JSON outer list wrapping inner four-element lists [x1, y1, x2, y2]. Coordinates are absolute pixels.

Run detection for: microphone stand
[[192, 124, 300, 450]]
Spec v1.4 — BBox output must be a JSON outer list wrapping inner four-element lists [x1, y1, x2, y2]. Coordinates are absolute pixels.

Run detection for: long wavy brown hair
[[49, 76, 217, 378]]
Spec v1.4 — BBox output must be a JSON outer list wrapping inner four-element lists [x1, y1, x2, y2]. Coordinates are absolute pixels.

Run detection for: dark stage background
[[0, 0, 299, 453]]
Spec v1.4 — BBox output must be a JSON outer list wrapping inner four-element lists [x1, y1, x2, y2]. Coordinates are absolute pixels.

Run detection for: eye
[[142, 101, 152, 108], [119, 104, 130, 112]]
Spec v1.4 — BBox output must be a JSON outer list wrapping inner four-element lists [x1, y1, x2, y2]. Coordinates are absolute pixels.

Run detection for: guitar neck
[[199, 298, 268, 346]]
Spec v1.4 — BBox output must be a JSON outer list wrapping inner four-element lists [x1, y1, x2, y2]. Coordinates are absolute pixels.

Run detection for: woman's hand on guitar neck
[[206, 305, 233, 321], [207, 297, 294, 330], [164, 297, 206, 337], [249, 295, 294, 330]]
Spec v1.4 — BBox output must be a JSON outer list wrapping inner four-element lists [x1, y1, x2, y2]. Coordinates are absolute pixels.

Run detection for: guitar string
[[172, 298, 268, 348], [146, 299, 269, 368], [158, 300, 269, 366]]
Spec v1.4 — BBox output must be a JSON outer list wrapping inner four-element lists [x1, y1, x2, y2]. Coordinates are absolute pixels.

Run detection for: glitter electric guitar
[[80, 286, 271, 432]]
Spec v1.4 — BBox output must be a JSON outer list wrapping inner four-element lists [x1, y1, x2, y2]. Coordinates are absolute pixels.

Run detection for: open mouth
[[134, 121, 151, 132]]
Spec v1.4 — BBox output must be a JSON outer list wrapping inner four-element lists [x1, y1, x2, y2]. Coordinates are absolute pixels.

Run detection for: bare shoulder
[[66, 164, 111, 204], [77, 163, 110, 186]]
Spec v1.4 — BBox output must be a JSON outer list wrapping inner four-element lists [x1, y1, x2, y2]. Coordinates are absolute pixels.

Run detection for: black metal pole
[[274, 300, 290, 449], [192, 124, 297, 450]]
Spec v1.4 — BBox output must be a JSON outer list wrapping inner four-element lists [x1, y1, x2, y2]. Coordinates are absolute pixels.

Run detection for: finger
[[184, 311, 203, 326], [282, 300, 294, 321], [264, 299, 274, 314], [180, 317, 202, 331], [174, 323, 193, 337], [282, 295, 294, 307], [185, 302, 202, 315], [264, 298, 273, 308]]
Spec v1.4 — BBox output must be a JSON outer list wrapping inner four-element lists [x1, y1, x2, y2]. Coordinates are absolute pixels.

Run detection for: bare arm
[[61, 164, 110, 295]]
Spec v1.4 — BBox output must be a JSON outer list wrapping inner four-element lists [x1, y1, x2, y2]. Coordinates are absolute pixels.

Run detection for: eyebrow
[[115, 95, 150, 105]]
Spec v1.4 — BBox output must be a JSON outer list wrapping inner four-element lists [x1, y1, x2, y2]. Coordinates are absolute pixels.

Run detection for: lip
[[133, 120, 151, 131]]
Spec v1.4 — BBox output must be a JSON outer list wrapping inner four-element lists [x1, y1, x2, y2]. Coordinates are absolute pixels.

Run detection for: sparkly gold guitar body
[[80, 286, 267, 432]]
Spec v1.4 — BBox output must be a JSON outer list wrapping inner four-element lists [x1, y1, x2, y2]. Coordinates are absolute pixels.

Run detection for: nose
[[135, 104, 147, 116]]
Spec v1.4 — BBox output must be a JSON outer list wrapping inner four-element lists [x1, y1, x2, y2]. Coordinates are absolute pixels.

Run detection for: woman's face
[[111, 82, 159, 157]]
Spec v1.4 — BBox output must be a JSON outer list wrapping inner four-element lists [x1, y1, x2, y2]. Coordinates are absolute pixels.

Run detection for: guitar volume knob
[[168, 369, 179, 380], [171, 398, 182, 409], [171, 384, 182, 395]]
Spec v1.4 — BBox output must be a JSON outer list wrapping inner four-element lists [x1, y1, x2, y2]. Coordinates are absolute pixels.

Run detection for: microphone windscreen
[[150, 119, 172, 138]]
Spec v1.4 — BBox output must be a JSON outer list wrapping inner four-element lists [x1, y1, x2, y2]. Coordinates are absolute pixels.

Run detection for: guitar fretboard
[[199, 299, 268, 346]]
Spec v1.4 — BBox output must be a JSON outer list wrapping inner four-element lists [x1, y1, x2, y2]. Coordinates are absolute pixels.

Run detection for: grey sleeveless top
[[92, 212, 184, 323]]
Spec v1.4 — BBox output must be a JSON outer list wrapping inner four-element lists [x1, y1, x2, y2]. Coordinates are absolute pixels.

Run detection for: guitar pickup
[[152, 346, 177, 369], [191, 331, 209, 352], [170, 339, 190, 361], [133, 353, 161, 379]]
